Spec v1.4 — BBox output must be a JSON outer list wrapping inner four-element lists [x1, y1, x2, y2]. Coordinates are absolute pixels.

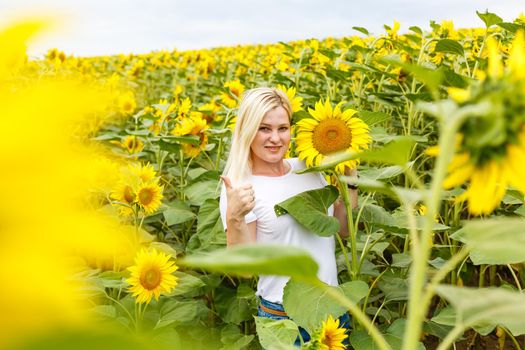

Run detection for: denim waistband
[[259, 297, 286, 312]]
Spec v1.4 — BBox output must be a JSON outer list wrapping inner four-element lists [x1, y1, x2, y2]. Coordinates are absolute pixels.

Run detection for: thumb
[[220, 176, 233, 190]]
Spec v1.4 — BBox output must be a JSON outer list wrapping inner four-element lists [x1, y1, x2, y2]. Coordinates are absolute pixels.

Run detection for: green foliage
[[254, 317, 298, 350], [283, 279, 368, 332], [450, 217, 525, 265], [180, 244, 319, 280], [274, 185, 340, 236], [435, 285, 525, 336]]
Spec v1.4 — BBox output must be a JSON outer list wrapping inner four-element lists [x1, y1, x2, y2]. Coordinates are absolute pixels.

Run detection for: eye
[[259, 126, 270, 132], [279, 126, 289, 132]]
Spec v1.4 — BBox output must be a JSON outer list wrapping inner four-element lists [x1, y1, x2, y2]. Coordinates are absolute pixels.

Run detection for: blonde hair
[[223, 87, 292, 184]]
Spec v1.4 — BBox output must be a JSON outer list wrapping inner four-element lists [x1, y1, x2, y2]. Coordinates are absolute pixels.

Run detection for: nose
[[269, 130, 280, 143]]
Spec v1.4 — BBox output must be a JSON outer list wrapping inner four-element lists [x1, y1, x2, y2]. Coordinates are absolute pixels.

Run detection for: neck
[[251, 159, 290, 177]]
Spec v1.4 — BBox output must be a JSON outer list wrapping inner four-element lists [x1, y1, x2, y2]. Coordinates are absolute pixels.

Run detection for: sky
[[1, 0, 524, 57]]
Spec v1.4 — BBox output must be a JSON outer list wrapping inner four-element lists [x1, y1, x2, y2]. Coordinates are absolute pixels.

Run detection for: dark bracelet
[[347, 183, 358, 190]]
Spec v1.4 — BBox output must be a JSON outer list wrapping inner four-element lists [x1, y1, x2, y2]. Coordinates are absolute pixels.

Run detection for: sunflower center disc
[[141, 267, 162, 290], [139, 188, 153, 205], [312, 118, 353, 155], [124, 186, 134, 203]]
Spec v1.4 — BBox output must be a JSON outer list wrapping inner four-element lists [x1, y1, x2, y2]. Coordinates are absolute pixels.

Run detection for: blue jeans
[[257, 297, 351, 347]]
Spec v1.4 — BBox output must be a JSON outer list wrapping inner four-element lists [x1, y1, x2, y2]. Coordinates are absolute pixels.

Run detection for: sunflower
[[277, 84, 303, 113], [220, 79, 245, 108], [317, 315, 348, 350], [110, 181, 136, 216], [121, 135, 144, 154], [127, 249, 178, 304], [295, 99, 371, 174], [442, 33, 525, 215], [117, 91, 136, 115], [129, 163, 157, 183], [172, 112, 209, 158], [136, 181, 163, 214]]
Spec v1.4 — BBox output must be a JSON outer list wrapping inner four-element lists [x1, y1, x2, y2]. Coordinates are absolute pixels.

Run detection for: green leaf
[[157, 139, 180, 153], [98, 270, 127, 289], [353, 26, 370, 35], [274, 185, 340, 237], [435, 285, 525, 336], [477, 10, 503, 28], [163, 207, 196, 226], [450, 218, 525, 265], [340, 280, 370, 304], [220, 324, 254, 350], [435, 39, 464, 56], [358, 110, 392, 127], [180, 244, 318, 281], [282, 279, 367, 333], [92, 133, 120, 141], [165, 271, 205, 297], [423, 320, 453, 340], [392, 253, 412, 268], [350, 319, 425, 350], [156, 300, 209, 329], [161, 134, 200, 144], [377, 275, 409, 301], [360, 137, 416, 166], [442, 68, 469, 88], [215, 284, 256, 324], [358, 165, 406, 180], [187, 198, 225, 253], [254, 317, 298, 350], [283, 280, 346, 332], [148, 242, 177, 257], [295, 137, 416, 175], [91, 305, 117, 319], [497, 22, 525, 33], [409, 26, 423, 35], [184, 179, 219, 206], [432, 306, 495, 336]]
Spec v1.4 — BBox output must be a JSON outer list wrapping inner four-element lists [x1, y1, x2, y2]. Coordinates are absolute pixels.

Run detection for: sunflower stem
[[179, 148, 186, 201], [336, 174, 358, 281], [335, 232, 352, 281], [402, 105, 465, 350]]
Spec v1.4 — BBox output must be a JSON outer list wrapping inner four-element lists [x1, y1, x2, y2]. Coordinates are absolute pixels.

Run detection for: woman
[[219, 87, 357, 345]]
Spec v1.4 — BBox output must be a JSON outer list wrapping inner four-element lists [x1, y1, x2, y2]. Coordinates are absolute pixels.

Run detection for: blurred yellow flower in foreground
[[444, 32, 525, 215], [0, 19, 141, 349]]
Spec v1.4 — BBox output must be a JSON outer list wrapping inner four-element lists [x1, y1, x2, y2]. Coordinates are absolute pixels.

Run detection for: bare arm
[[225, 219, 257, 246], [221, 176, 257, 246]]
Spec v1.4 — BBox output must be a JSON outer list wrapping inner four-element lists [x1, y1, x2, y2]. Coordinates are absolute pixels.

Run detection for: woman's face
[[250, 106, 291, 168]]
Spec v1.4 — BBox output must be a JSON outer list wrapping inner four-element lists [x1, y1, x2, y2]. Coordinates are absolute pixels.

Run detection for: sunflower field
[[3, 11, 525, 350]]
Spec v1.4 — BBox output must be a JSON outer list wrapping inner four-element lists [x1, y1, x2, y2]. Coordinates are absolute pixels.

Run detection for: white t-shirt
[[219, 157, 338, 303]]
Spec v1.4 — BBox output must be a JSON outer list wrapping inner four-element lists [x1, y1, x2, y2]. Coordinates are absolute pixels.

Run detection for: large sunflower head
[[442, 32, 525, 215], [295, 99, 371, 174], [127, 248, 178, 304]]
